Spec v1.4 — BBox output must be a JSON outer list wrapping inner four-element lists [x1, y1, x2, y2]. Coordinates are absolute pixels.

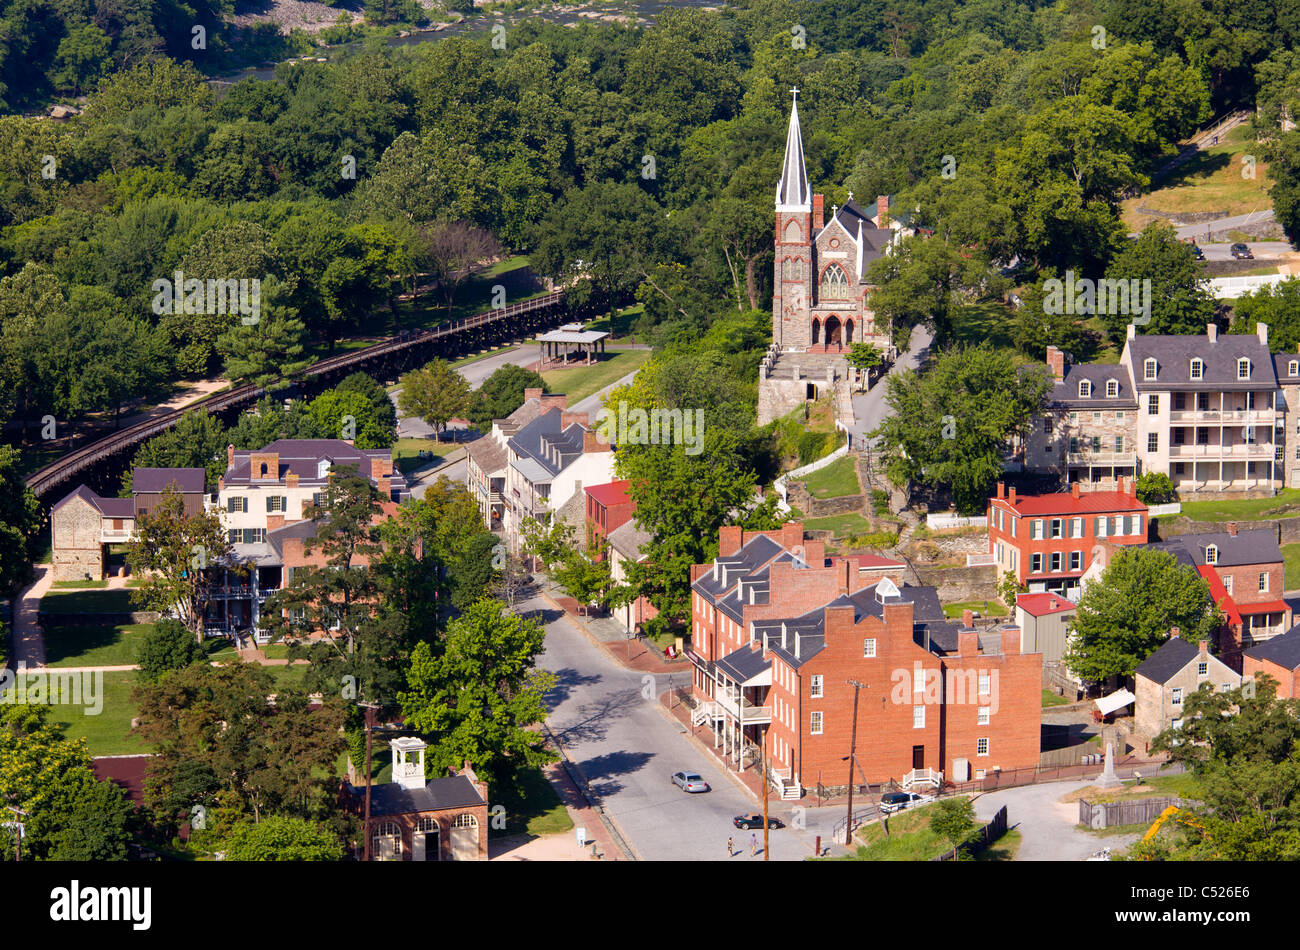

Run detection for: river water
[[213, 0, 725, 84]]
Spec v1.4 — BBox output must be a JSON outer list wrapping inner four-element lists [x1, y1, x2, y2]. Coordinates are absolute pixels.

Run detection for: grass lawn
[[43, 623, 151, 668], [51, 670, 150, 756], [1123, 124, 1273, 231], [393, 437, 452, 474], [1177, 488, 1300, 522], [942, 598, 1009, 620], [1283, 543, 1300, 591], [40, 587, 136, 614], [51, 580, 109, 589], [840, 801, 950, 860], [799, 456, 860, 499], [541, 348, 650, 404], [1042, 688, 1070, 708], [496, 765, 573, 837], [584, 303, 643, 339], [804, 512, 872, 538], [974, 828, 1022, 861]]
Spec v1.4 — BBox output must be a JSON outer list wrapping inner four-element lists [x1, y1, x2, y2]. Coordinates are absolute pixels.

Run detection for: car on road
[[879, 791, 935, 814], [672, 771, 710, 793], [1230, 242, 1254, 259], [733, 814, 784, 830]]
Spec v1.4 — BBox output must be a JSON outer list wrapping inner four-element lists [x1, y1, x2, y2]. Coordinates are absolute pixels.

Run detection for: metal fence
[[947, 758, 1184, 795]]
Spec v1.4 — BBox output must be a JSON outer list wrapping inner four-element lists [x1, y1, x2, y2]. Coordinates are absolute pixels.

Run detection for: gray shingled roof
[[607, 518, 652, 561], [507, 408, 586, 478], [1244, 623, 1300, 671], [1134, 636, 1201, 685], [1274, 353, 1300, 384], [361, 774, 486, 817], [133, 467, 206, 493], [51, 484, 135, 518], [226, 439, 407, 496], [1148, 528, 1281, 568], [1128, 334, 1278, 391], [1049, 364, 1138, 409]]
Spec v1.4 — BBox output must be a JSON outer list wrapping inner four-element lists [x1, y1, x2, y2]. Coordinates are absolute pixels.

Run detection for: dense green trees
[[1064, 547, 1220, 682], [465, 365, 547, 432]]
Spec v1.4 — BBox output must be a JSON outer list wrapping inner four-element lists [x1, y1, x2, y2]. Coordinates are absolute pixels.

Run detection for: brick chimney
[[267, 514, 285, 532], [227, 444, 235, 469], [1001, 623, 1021, 655], [1008, 487, 1017, 506], [583, 430, 612, 453], [962, 609, 974, 628], [958, 628, 979, 657], [1227, 522, 1238, 537], [1207, 323, 1217, 343], [876, 194, 890, 227], [370, 456, 392, 479], [523, 387, 543, 403], [1045, 346, 1065, 382], [378, 475, 391, 497], [1071, 482, 1082, 500], [1169, 626, 1181, 640], [286, 473, 299, 489], [1198, 638, 1208, 654], [812, 194, 825, 230], [996, 482, 1005, 500], [719, 525, 744, 557], [539, 393, 568, 412], [1258, 322, 1270, 347], [1127, 324, 1136, 341], [560, 411, 589, 430]]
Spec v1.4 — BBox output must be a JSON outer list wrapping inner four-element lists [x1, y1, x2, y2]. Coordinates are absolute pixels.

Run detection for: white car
[[879, 791, 935, 814]]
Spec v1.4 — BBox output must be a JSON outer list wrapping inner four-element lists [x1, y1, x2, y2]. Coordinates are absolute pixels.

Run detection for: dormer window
[[1289, 360, 1298, 376], [1144, 358, 1158, 380], [317, 458, 331, 479], [1205, 544, 1218, 565], [1078, 380, 1092, 398], [1238, 358, 1251, 380], [1189, 358, 1203, 380], [1105, 380, 1118, 398]]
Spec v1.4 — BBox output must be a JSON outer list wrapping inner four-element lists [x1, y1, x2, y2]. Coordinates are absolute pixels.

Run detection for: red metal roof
[[585, 480, 632, 507], [1016, 592, 1077, 617], [1237, 599, 1289, 615], [1198, 565, 1242, 626], [992, 491, 1146, 516]]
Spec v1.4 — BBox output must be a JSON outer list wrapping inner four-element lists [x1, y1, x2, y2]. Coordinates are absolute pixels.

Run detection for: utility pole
[[6, 806, 24, 862], [843, 679, 866, 846], [359, 703, 379, 862], [761, 724, 770, 861]]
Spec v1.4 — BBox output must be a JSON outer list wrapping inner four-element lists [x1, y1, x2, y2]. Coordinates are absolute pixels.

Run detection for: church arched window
[[820, 263, 849, 299], [782, 258, 803, 281]]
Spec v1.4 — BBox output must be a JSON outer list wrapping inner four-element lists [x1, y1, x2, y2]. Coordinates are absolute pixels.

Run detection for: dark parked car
[[879, 791, 934, 814], [1230, 242, 1254, 259], [671, 771, 710, 793], [733, 814, 784, 830]]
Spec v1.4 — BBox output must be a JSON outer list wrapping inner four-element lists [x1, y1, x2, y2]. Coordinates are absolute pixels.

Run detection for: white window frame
[[978, 673, 991, 696], [1291, 360, 1299, 377], [1205, 544, 1218, 565], [1070, 517, 1083, 538], [977, 706, 990, 726], [1078, 379, 1092, 398], [1223, 574, 1233, 594], [1238, 358, 1251, 380], [863, 638, 876, 658], [810, 711, 823, 735], [1144, 358, 1158, 380], [1259, 572, 1269, 593], [810, 674, 823, 698], [1031, 553, 1043, 574], [1197, 661, 1208, 677], [913, 705, 925, 729], [976, 738, 989, 757], [1189, 358, 1203, 380], [1106, 380, 1118, 398], [1171, 687, 1183, 707]]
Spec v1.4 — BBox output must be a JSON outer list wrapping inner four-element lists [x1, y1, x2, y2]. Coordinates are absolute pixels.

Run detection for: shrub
[[870, 489, 890, 516], [136, 619, 207, 681], [1135, 471, 1176, 505], [797, 430, 831, 465]]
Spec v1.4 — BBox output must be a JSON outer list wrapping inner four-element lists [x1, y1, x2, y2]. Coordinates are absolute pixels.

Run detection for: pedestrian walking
[[726, 836, 734, 857], [750, 833, 757, 856]]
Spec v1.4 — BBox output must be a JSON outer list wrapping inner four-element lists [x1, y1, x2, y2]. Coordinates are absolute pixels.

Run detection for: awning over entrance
[[1094, 688, 1135, 715]]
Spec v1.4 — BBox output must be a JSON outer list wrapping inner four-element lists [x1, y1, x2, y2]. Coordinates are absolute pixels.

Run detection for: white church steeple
[[775, 88, 811, 212]]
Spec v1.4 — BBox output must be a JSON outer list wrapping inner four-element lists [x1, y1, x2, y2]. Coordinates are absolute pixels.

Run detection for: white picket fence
[[1146, 502, 1182, 517], [927, 512, 987, 530], [1201, 274, 1291, 299], [774, 444, 851, 515]]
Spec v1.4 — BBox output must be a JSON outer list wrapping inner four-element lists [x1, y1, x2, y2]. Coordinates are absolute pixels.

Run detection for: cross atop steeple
[[847, 191, 854, 203], [775, 91, 811, 212]]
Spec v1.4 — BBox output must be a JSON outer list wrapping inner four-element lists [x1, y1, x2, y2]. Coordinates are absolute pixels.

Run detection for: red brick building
[[687, 524, 1041, 798], [585, 480, 634, 553], [1243, 623, 1300, 699], [1149, 525, 1292, 670], [987, 480, 1148, 595]]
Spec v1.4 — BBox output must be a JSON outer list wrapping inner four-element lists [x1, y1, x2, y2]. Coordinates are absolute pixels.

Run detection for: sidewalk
[[538, 586, 691, 675], [12, 563, 52, 667]]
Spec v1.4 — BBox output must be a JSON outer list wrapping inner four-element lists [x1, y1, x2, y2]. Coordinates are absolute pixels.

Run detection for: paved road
[[971, 781, 1141, 861], [533, 593, 825, 861], [1196, 239, 1292, 261], [1170, 209, 1276, 242], [850, 325, 933, 449]]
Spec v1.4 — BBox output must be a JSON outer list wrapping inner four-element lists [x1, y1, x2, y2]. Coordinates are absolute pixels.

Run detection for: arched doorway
[[845, 319, 854, 344], [450, 813, 479, 861], [371, 821, 402, 861], [413, 817, 440, 861], [824, 316, 842, 350], [810, 317, 820, 346]]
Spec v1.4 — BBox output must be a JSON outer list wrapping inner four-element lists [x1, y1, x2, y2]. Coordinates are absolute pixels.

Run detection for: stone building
[[758, 90, 896, 425], [1133, 631, 1239, 740]]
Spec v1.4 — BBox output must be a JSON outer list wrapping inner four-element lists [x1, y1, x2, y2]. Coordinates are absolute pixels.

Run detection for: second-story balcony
[[1066, 451, 1137, 466], [1169, 408, 1279, 424], [1168, 443, 1275, 461], [715, 689, 772, 724]]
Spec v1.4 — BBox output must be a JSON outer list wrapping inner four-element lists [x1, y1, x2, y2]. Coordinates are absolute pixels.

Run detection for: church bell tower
[[773, 88, 813, 351]]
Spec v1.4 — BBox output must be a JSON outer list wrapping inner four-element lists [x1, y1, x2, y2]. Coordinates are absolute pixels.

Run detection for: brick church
[[759, 91, 898, 424]]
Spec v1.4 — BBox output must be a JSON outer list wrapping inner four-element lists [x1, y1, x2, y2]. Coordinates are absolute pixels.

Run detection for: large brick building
[[986, 480, 1148, 595], [1028, 323, 1287, 492], [687, 524, 1041, 797], [1134, 630, 1240, 740]]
